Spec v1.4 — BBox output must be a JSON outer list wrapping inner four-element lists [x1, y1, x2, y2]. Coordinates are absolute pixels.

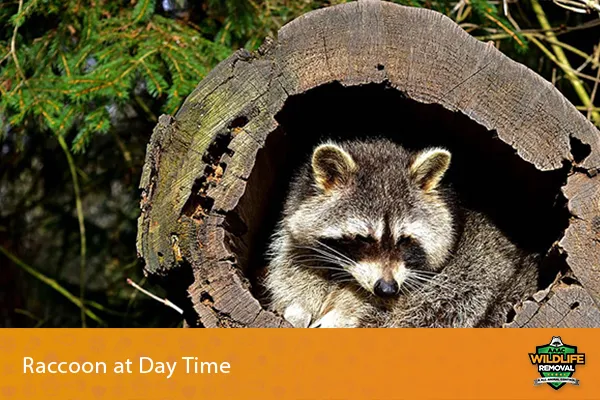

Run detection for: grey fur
[[363, 212, 540, 327], [264, 139, 540, 328]]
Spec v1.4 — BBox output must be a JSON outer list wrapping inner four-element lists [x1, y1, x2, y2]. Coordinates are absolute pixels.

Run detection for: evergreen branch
[[75, 50, 158, 97], [96, 47, 118, 63], [60, 51, 72, 77], [165, 45, 206, 78], [38, 105, 56, 127], [39, 97, 61, 112], [33, 32, 56, 64], [132, 0, 155, 25], [140, 59, 163, 96], [165, 50, 185, 83], [58, 107, 76, 134], [71, 107, 110, 152], [0, 245, 103, 325], [483, 12, 524, 47], [56, 133, 88, 327], [13, 0, 41, 27], [74, 46, 93, 69]]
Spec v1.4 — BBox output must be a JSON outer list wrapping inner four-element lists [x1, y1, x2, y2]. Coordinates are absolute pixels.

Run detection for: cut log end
[[136, 0, 600, 328]]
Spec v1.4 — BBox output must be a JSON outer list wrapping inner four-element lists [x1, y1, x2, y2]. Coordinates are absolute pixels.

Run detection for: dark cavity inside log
[[228, 82, 571, 306]]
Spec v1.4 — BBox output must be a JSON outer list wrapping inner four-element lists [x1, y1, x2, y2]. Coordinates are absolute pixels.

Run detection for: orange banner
[[0, 328, 596, 399]]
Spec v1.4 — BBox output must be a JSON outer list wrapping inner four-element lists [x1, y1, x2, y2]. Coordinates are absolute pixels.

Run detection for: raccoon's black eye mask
[[353, 234, 376, 244], [396, 235, 413, 246], [322, 234, 415, 251], [318, 235, 375, 256]]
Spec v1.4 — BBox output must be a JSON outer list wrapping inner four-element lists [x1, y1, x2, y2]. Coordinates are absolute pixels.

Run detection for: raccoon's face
[[286, 140, 455, 298]]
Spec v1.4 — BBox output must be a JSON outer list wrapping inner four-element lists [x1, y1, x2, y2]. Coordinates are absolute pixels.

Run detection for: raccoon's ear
[[311, 143, 357, 191], [410, 148, 451, 192]]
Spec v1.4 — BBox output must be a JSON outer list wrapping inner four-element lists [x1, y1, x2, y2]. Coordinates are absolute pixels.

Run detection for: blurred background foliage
[[0, 0, 598, 327]]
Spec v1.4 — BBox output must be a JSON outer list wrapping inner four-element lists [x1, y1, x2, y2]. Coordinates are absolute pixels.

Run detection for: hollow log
[[136, 0, 600, 328]]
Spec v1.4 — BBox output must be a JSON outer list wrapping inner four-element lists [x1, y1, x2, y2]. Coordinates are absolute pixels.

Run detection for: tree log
[[136, 0, 600, 328]]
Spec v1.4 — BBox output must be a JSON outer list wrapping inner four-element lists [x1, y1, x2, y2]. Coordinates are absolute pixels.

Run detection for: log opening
[[228, 82, 572, 305]]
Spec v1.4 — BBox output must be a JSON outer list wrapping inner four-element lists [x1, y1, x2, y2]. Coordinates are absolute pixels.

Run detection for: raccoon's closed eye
[[355, 235, 376, 244], [396, 235, 412, 246], [320, 235, 375, 250]]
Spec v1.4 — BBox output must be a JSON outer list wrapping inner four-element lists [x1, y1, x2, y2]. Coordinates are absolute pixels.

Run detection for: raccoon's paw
[[283, 304, 312, 328], [309, 309, 360, 328]]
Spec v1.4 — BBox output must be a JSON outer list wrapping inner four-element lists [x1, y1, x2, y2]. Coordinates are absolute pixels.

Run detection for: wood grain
[[137, 0, 600, 327]]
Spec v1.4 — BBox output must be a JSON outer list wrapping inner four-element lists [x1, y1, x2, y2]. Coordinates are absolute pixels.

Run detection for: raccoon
[[264, 139, 539, 328]]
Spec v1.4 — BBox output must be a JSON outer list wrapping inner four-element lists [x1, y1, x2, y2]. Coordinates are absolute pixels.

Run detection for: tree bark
[[136, 0, 600, 328]]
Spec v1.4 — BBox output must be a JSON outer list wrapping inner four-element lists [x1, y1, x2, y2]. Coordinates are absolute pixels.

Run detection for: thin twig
[[552, 0, 600, 14], [502, 0, 522, 31], [541, 36, 599, 65], [10, 0, 25, 82], [484, 12, 524, 47], [0, 246, 104, 325], [587, 44, 600, 120], [85, 300, 133, 318], [14, 308, 42, 323], [56, 134, 88, 327], [531, 0, 600, 125], [15, 308, 48, 328], [0, 51, 11, 66], [529, 37, 600, 84], [134, 94, 158, 122], [475, 32, 600, 70], [551, 18, 600, 36], [8, 0, 94, 326], [576, 106, 600, 111], [125, 275, 145, 323], [476, 19, 600, 40], [126, 278, 184, 314], [110, 130, 133, 168]]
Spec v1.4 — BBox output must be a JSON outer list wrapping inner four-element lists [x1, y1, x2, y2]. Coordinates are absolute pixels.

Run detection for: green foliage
[[1, 0, 230, 152], [0, 0, 530, 154]]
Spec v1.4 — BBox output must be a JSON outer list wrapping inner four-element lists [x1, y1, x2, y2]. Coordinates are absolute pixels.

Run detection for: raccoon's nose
[[374, 278, 399, 297]]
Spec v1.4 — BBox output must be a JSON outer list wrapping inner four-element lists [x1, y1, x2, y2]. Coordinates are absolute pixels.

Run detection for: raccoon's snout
[[373, 278, 399, 298]]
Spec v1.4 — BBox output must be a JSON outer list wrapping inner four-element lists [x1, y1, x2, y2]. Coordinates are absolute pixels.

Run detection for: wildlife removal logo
[[529, 336, 585, 390]]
